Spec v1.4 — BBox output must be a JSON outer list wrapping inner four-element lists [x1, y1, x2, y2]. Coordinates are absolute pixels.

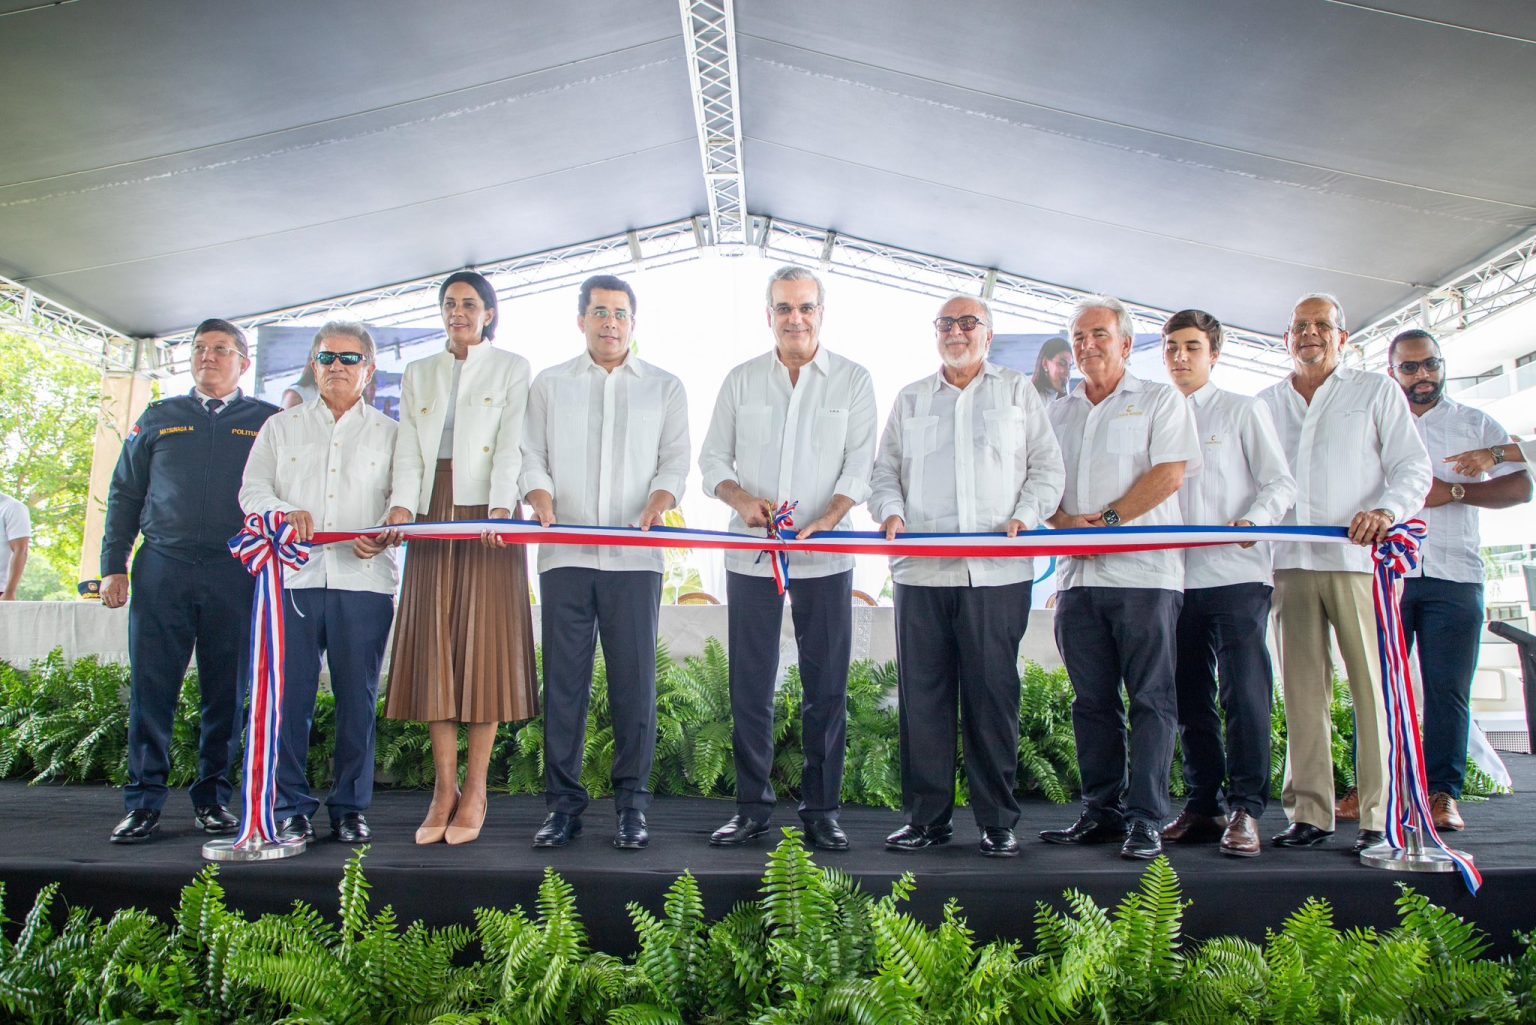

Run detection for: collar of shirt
[[925, 360, 1002, 395], [774, 342, 830, 381], [1064, 368, 1148, 408], [304, 394, 369, 426], [191, 387, 241, 406], [575, 350, 645, 378], [1187, 381, 1218, 408]]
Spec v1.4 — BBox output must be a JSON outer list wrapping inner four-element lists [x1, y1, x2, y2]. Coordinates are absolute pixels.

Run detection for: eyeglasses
[[587, 308, 631, 321], [1392, 357, 1444, 375], [934, 315, 987, 332], [191, 344, 244, 359], [315, 351, 367, 366], [771, 303, 821, 317], [1289, 320, 1339, 336]]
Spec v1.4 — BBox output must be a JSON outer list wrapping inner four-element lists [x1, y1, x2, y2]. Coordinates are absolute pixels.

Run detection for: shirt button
[[483, 446, 490, 453], [420, 407, 428, 414], [483, 396, 491, 404]]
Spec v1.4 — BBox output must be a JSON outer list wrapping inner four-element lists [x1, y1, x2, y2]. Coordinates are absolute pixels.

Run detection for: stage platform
[[3, 757, 1533, 958]]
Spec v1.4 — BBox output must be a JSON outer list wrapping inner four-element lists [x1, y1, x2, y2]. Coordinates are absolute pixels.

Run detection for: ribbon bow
[[225, 512, 311, 847], [762, 500, 798, 595], [1371, 518, 1481, 894]]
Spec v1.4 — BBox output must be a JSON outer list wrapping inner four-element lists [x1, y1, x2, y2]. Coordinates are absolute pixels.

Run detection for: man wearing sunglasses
[[101, 318, 281, 844], [1387, 330, 1531, 833], [238, 321, 399, 845]]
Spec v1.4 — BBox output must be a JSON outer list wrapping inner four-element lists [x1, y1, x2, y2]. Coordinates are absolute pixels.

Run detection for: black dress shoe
[[979, 827, 1019, 858], [613, 810, 648, 850], [279, 815, 315, 842], [109, 809, 160, 844], [194, 805, 238, 836], [533, 812, 582, 848], [804, 818, 849, 851], [1352, 829, 1387, 853], [1271, 822, 1333, 848], [1040, 814, 1127, 846], [1120, 821, 1163, 860], [709, 813, 770, 847], [332, 812, 371, 844], [884, 823, 953, 851]]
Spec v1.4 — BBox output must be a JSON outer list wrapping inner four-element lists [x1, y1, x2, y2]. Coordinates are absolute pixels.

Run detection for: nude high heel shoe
[[415, 791, 459, 845], [444, 794, 487, 846]]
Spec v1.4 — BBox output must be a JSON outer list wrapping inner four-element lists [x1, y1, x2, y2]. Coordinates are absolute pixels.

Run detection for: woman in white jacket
[[383, 270, 538, 845]]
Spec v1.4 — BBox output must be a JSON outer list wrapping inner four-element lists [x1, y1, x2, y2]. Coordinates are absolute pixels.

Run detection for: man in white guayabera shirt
[[698, 265, 878, 853], [868, 295, 1064, 858], [1258, 293, 1431, 855], [523, 274, 690, 853], [1040, 295, 1200, 863], [1386, 328, 1530, 834], [1160, 309, 1295, 859]]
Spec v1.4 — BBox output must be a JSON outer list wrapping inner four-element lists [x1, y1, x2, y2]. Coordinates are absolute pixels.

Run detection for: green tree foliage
[[0, 332, 102, 599]]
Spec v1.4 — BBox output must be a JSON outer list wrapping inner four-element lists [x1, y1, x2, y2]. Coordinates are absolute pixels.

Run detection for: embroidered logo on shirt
[[230, 428, 260, 437], [158, 426, 194, 437]]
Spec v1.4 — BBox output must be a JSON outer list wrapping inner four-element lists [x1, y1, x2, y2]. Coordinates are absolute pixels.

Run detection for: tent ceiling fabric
[[2, 0, 1534, 339]]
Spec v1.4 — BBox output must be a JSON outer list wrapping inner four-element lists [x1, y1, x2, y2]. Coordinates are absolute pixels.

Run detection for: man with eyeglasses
[[699, 264, 878, 851], [524, 274, 690, 852], [1257, 294, 1431, 854], [1040, 295, 1199, 862], [239, 321, 400, 845], [101, 318, 281, 844], [869, 295, 1064, 858], [1386, 329, 1531, 833]]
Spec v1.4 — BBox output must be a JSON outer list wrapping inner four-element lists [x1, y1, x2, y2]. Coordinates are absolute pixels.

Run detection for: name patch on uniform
[[230, 428, 260, 437], [158, 425, 194, 436]]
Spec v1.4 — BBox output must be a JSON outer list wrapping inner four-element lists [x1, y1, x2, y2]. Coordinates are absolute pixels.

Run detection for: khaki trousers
[[1272, 569, 1388, 832]]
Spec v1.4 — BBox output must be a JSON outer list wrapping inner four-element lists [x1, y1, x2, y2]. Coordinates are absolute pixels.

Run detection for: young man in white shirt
[[698, 265, 878, 851], [523, 275, 690, 852], [1387, 329, 1531, 832], [240, 321, 399, 844], [0, 490, 31, 601], [1161, 310, 1295, 857], [869, 295, 1064, 857], [1258, 293, 1432, 853]]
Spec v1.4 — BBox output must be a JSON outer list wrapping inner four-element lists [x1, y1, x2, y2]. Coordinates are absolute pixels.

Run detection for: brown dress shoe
[[1161, 809, 1227, 843], [1219, 809, 1261, 858], [1430, 792, 1464, 831], [1334, 787, 1359, 823]]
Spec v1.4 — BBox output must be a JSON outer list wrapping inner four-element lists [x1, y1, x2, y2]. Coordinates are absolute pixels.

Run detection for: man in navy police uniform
[[101, 318, 280, 843]]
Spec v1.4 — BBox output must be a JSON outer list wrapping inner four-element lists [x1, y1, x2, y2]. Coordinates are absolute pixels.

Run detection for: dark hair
[[438, 270, 499, 340], [578, 274, 637, 317], [1031, 337, 1070, 382], [1162, 308, 1224, 354], [193, 318, 248, 356], [1388, 328, 1438, 361]]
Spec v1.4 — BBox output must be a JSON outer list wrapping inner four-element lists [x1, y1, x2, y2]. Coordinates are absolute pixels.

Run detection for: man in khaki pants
[[1257, 293, 1431, 854]]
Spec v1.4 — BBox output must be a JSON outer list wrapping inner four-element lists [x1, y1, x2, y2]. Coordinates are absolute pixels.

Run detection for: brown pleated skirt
[[384, 459, 539, 724]]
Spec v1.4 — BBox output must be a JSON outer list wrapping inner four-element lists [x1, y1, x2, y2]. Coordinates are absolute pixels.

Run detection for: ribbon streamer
[[227, 512, 311, 846], [1372, 520, 1482, 894], [761, 500, 798, 594]]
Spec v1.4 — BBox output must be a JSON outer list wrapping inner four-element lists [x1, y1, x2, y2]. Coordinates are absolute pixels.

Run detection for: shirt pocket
[[901, 416, 940, 461], [736, 405, 774, 447], [1106, 414, 1145, 455], [811, 408, 850, 476], [982, 406, 1025, 455], [344, 442, 394, 498]]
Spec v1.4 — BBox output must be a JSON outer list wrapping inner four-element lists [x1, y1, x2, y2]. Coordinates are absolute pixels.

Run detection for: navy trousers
[[1055, 586, 1183, 828], [1173, 582, 1274, 818], [893, 580, 1033, 830], [274, 588, 393, 823], [539, 568, 662, 816], [1399, 576, 1483, 798], [726, 570, 853, 823], [124, 545, 252, 812]]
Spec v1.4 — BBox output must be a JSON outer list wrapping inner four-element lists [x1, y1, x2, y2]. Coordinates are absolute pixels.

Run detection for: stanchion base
[[1360, 844, 1471, 873], [202, 835, 307, 862]]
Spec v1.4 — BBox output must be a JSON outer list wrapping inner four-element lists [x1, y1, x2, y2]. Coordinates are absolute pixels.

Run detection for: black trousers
[[1173, 582, 1274, 818], [539, 567, 661, 816], [726, 570, 852, 822], [124, 545, 253, 812], [1400, 576, 1484, 798], [1055, 586, 1182, 828], [893, 579, 1033, 830], [274, 588, 393, 823]]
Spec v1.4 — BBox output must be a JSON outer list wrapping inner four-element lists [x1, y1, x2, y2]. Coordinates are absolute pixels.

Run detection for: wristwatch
[[1450, 483, 1466, 502], [1491, 445, 1506, 466], [1101, 507, 1122, 527]]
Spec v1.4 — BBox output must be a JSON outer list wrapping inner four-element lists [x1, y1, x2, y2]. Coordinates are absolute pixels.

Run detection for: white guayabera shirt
[[239, 398, 399, 594], [1048, 372, 1201, 592], [520, 352, 690, 574], [699, 345, 878, 580], [868, 362, 1064, 587], [1258, 367, 1431, 575], [1177, 383, 1296, 590]]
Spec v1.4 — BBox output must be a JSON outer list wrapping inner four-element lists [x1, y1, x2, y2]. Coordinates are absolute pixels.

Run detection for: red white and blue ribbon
[[227, 511, 311, 846], [757, 500, 798, 594], [1372, 520, 1482, 894]]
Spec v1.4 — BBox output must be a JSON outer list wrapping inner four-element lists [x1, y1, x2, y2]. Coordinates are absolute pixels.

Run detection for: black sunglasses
[[315, 351, 366, 366], [1392, 357, 1444, 375]]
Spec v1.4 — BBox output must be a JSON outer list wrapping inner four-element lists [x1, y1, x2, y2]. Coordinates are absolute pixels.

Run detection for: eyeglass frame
[[1392, 357, 1444, 375], [934, 315, 988, 332], [314, 350, 369, 366], [190, 343, 246, 360], [585, 307, 632, 322], [771, 302, 822, 317]]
